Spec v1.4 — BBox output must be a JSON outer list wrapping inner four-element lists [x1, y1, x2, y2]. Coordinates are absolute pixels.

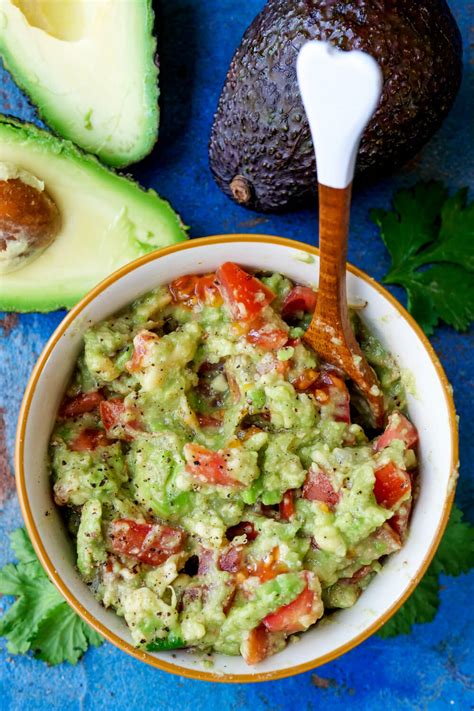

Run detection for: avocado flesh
[[209, 0, 462, 213], [0, 117, 187, 313], [0, 0, 159, 168]]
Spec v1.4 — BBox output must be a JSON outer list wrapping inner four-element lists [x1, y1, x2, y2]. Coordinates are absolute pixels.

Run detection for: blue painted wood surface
[[0, 2, 472, 708]]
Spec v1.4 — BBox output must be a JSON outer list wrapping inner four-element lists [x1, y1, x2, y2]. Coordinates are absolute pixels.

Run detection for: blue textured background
[[0, 1, 473, 709]]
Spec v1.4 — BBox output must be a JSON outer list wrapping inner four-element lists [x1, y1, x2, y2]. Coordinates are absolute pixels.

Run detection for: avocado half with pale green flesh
[[209, 0, 462, 213], [0, 117, 187, 312], [0, 1, 159, 168]]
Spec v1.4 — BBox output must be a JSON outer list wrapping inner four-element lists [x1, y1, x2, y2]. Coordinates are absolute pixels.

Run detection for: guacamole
[[49, 263, 418, 664]]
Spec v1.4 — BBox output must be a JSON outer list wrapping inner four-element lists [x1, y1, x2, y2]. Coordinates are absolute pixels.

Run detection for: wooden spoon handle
[[305, 182, 361, 367], [316, 183, 352, 337], [306, 183, 386, 427]]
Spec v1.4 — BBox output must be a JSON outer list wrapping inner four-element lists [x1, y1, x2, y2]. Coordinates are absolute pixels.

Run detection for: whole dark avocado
[[209, 0, 462, 213]]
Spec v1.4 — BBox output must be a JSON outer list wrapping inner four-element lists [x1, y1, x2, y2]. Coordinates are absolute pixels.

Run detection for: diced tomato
[[313, 370, 351, 424], [375, 412, 418, 452], [126, 330, 158, 373], [281, 286, 317, 318], [170, 274, 196, 304], [279, 490, 296, 520], [218, 546, 243, 573], [60, 390, 104, 418], [247, 327, 288, 351], [226, 521, 258, 542], [374, 462, 411, 509], [70, 428, 110, 452], [195, 274, 223, 306], [241, 625, 271, 665], [100, 398, 126, 432], [262, 572, 319, 634], [247, 546, 288, 582], [184, 443, 240, 486], [197, 413, 223, 428], [100, 398, 142, 438], [302, 467, 339, 507], [109, 519, 185, 566], [292, 368, 320, 392], [389, 499, 412, 541], [216, 262, 275, 321], [169, 273, 222, 308]]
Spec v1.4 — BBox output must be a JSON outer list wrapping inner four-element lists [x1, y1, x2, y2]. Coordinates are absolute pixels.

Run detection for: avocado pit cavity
[[12, 0, 86, 41], [0, 163, 61, 274]]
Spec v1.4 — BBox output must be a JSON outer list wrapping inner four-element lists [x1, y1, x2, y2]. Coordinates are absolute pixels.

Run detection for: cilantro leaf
[[378, 504, 473, 638], [10, 527, 37, 564], [371, 182, 447, 271], [33, 603, 103, 665], [0, 561, 62, 654], [432, 188, 474, 270], [405, 265, 474, 333], [431, 504, 474, 577], [371, 182, 474, 335], [0, 528, 103, 664]]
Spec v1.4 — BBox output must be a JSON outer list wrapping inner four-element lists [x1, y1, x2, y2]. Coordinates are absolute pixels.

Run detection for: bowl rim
[[15, 233, 458, 683]]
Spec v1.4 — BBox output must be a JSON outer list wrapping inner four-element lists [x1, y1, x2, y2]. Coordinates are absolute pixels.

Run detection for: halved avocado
[[0, 1, 159, 167], [0, 117, 187, 312]]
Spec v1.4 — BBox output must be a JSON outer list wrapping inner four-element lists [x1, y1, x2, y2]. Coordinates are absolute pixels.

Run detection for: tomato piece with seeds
[[183, 443, 240, 486], [281, 286, 317, 318], [60, 390, 104, 418], [279, 490, 296, 520], [375, 411, 418, 452], [302, 467, 339, 507], [169, 273, 221, 308], [109, 519, 185, 566], [374, 462, 411, 509], [262, 572, 322, 634], [70, 428, 110, 452], [216, 262, 274, 321]]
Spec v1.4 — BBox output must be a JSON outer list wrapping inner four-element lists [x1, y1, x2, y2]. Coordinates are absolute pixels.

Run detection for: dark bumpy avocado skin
[[209, 0, 462, 213]]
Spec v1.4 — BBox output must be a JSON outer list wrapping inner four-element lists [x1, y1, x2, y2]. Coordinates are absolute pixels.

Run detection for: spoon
[[297, 41, 385, 428]]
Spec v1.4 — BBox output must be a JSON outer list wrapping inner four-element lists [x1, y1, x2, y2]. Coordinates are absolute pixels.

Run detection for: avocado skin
[[209, 0, 462, 213]]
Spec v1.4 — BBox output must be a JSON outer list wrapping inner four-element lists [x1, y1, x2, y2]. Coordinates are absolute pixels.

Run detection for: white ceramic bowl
[[16, 235, 458, 682]]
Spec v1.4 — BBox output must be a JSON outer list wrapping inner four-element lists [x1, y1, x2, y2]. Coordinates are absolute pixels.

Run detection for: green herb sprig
[[0, 528, 103, 664], [371, 182, 474, 335]]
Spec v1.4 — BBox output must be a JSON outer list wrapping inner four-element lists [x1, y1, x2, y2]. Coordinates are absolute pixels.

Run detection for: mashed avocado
[[49, 263, 418, 665]]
